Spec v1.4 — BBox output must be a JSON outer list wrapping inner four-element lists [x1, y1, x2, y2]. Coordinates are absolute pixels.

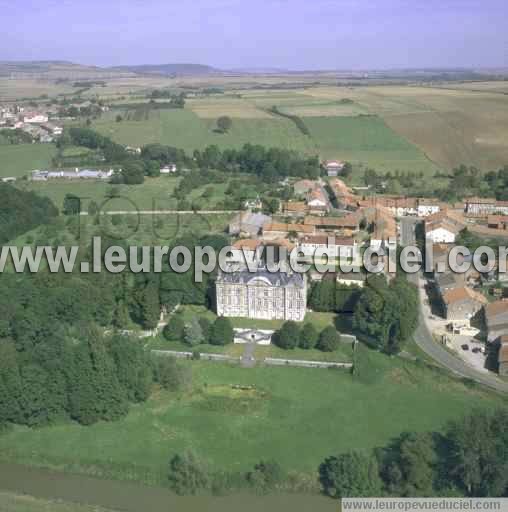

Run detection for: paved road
[[80, 210, 240, 216], [399, 216, 508, 393], [409, 271, 508, 393]]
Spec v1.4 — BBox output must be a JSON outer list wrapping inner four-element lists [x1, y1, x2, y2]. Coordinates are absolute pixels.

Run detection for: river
[[0, 463, 337, 511]]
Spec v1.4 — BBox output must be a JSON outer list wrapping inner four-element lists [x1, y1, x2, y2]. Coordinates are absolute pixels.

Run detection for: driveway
[[240, 342, 257, 368]]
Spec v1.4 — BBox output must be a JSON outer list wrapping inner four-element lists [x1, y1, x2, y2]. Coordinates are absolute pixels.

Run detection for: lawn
[[149, 306, 353, 362], [0, 144, 57, 177], [0, 348, 504, 484]]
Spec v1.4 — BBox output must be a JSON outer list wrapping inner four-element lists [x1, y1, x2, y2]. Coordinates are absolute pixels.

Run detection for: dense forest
[[0, 183, 58, 244], [0, 269, 196, 428]]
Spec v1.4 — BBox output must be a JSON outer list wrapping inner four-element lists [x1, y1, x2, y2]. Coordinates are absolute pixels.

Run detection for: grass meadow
[[17, 176, 183, 211], [0, 347, 504, 484], [0, 144, 56, 177], [302, 115, 438, 174], [93, 108, 316, 154]]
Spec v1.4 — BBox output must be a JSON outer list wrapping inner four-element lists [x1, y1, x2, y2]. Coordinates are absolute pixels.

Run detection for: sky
[[1, 0, 507, 70]]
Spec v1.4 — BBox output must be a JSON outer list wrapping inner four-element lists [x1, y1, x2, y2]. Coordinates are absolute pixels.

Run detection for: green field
[[0, 349, 504, 484], [0, 144, 56, 177], [93, 108, 315, 153], [303, 115, 438, 174], [91, 107, 438, 174]]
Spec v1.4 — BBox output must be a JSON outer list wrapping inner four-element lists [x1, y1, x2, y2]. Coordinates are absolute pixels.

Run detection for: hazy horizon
[[2, 0, 507, 70]]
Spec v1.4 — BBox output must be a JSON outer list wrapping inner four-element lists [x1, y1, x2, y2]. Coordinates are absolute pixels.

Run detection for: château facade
[[215, 267, 306, 322]]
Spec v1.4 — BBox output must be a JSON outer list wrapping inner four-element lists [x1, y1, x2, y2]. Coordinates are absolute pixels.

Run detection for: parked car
[[472, 347, 480, 354], [461, 344, 469, 351]]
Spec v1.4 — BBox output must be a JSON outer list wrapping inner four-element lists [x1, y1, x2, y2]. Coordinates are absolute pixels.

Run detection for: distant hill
[[109, 63, 218, 76], [0, 60, 135, 79]]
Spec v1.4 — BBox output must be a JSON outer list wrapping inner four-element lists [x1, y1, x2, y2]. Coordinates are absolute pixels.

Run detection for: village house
[[297, 234, 358, 261], [160, 164, 177, 174], [125, 146, 142, 154], [441, 286, 487, 321], [417, 198, 442, 217], [430, 243, 451, 273], [229, 239, 264, 265], [356, 196, 441, 218], [41, 122, 63, 136], [22, 112, 49, 124], [281, 201, 308, 218], [262, 221, 314, 240], [365, 206, 397, 249], [215, 267, 306, 322], [435, 270, 466, 293], [304, 214, 360, 232], [329, 178, 357, 210], [229, 211, 272, 237], [487, 215, 508, 230], [357, 196, 417, 217], [229, 238, 295, 265], [306, 187, 329, 215], [30, 168, 115, 181], [484, 299, 508, 343], [464, 197, 508, 217], [323, 160, 345, 177], [425, 211, 461, 244]]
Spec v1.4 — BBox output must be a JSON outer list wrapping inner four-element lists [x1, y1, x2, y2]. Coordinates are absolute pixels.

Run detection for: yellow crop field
[[187, 97, 271, 118]]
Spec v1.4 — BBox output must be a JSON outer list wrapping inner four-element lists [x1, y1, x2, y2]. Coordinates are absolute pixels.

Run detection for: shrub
[[168, 451, 210, 495], [247, 460, 284, 493], [274, 321, 300, 349], [209, 317, 234, 346], [299, 323, 318, 349], [163, 315, 185, 341], [317, 326, 340, 352]]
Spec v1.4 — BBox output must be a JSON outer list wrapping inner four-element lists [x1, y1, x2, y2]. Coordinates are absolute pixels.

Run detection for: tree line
[[164, 407, 508, 497], [272, 321, 342, 352], [319, 407, 508, 499], [0, 128, 33, 145], [163, 314, 234, 347]]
